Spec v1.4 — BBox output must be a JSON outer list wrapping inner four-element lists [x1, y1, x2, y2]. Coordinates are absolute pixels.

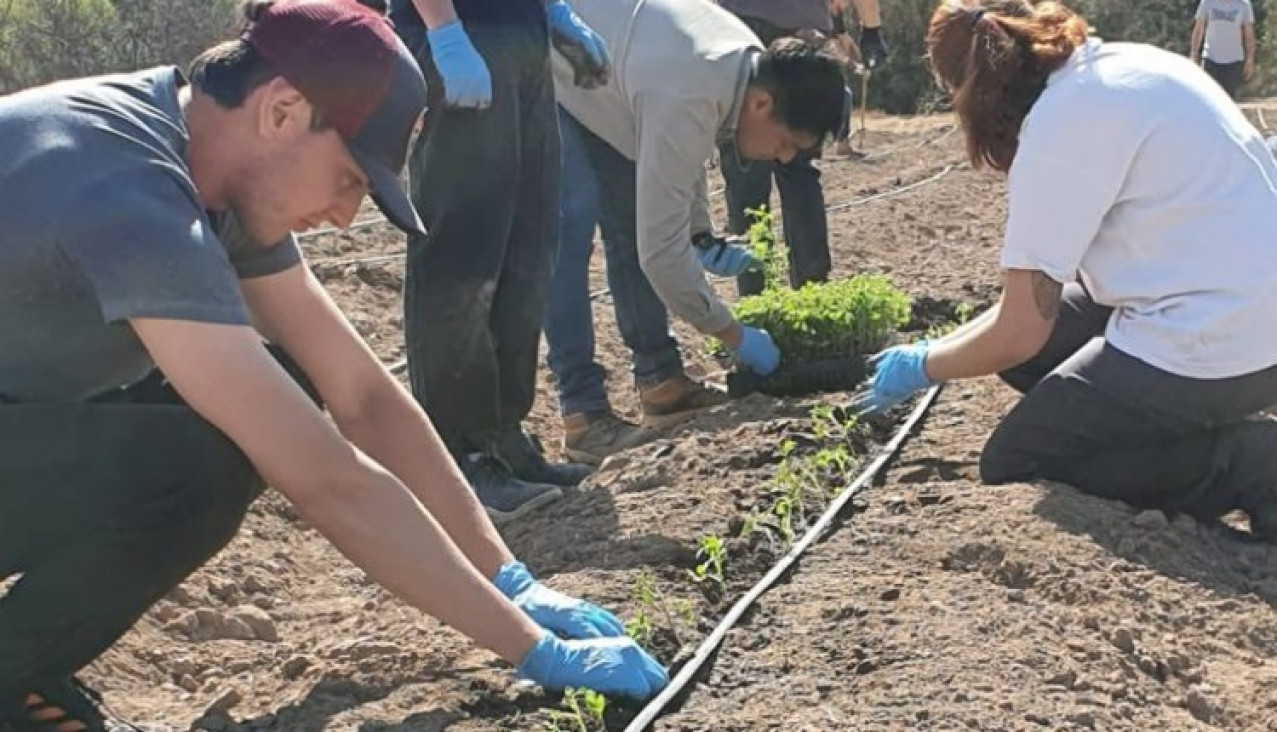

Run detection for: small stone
[[1046, 670, 1077, 689], [598, 454, 630, 472], [1110, 628, 1136, 654], [231, 606, 279, 642], [1186, 690, 1212, 723], [282, 655, 312, 680], [880, 588, 901, 601], [178, 675, 199, 693], [854, 658, 877, 675], [1132, 509, 1170, 531], [243, 575, 267, 594], [207, 688, 242, 714], [1067, 712, 1096, 729], [168, 586, 195, 604]]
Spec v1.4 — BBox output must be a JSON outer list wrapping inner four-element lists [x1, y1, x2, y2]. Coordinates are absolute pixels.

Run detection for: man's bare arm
[[851, 0, 881, 28], [239, 265, 515, 579], [1190, 18, 1205, 62], [411, 0, 459, 28], [130, 315, 540, 664]]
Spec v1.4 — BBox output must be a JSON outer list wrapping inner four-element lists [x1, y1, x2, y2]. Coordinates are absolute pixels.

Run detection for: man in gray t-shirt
[[1190, 0, 1256, 99], [0, 1, 665, 728]]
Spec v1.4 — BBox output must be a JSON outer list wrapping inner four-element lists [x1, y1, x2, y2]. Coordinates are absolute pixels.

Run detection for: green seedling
[[689, 534, 727, 586], [543, 688, 607, 732], [626, 569, 688, 646], [742, 206, 788, 292]]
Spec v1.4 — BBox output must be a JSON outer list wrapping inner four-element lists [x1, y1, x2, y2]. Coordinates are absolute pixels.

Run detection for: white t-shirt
[[1001, 39, 1277, 380], [1196, 0, 1254, 65]]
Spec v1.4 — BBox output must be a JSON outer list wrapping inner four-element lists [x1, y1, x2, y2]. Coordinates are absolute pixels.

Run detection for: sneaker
[[494, 429, 594, 487], [2, 677, 143, 731], [460, 453, 563, 526], [639, 374, 730, 430], [562, 410, 654, 466]]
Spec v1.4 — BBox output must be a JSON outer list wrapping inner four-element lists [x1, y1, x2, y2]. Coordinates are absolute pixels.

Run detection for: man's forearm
[[334, 377, 515, 579], [296, 450, 539, 664], [1190, 23, 1204, 59], [411, 0, 459, 28]]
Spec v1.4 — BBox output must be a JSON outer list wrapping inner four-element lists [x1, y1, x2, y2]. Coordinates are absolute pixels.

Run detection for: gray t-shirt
[[1196, 0, 1254, 64], [716, 0, 832, 33], [0, 67, 301, 403]]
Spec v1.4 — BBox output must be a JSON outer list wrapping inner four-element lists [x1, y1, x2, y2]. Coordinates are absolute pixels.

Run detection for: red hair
[[926, 0, 1089, 171]]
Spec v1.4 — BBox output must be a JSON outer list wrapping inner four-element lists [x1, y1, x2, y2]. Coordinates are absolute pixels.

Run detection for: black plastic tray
[[726, 355, 867, 398]]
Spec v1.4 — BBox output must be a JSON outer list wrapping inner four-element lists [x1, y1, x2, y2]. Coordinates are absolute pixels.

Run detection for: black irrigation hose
[[621, 382, 943, 732]]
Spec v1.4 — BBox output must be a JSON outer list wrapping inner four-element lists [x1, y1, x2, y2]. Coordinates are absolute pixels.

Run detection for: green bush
[[732, 275, 912, 363]]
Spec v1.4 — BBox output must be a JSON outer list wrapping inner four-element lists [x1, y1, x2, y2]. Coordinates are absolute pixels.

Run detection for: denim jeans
[[402, 23, 560, 453], [542, 110, 683, 416]]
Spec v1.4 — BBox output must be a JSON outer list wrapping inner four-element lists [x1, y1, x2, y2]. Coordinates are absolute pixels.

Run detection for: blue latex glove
[[859, 26, 890, 69], [733, 326, 781, 376], [547, 0, 611, 88], [862, 341, 934, 412], [693, 233, 758, 277], [426, 21, 492, 109], [518, 631, 669, 700], [494, 561, 626, 639]]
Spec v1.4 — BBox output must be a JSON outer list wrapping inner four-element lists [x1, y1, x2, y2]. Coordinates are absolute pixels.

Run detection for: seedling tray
[[726, 355, 867, 398]]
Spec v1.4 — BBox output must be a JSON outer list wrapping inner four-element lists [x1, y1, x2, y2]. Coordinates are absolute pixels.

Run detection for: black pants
[[1204, 59, 1245, 100], [403, 23, 560, 454], [981, 284, 1277, 527], [0, 354, 317, 696], [717, 14, 832, 292]]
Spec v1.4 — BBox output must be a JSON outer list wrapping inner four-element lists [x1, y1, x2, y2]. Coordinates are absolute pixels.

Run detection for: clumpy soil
[[84, 107, 1277, 731]]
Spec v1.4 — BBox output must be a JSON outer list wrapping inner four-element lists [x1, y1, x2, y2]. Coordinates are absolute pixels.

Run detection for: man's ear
[[254, 77, 310, 140], [745, 86, 775, 116]]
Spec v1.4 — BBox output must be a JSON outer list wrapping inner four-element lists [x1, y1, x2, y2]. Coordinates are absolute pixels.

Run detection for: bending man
[[0, 2, 664, 729]]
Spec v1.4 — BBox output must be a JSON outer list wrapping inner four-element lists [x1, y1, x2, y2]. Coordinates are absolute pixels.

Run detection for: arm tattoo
[[1030, 271, 1063, 321]]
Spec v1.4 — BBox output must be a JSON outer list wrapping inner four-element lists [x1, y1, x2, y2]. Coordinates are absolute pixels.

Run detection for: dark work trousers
[[981, 284, 1277, 529], [403, 23, 560, 456], [717, 13, 832, 292], [0, 351, 317, 698], [1204, 59, 1245, 100]]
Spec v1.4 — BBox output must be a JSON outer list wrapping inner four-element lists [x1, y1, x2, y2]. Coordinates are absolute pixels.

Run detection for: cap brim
[[351, 146, 426, 237]]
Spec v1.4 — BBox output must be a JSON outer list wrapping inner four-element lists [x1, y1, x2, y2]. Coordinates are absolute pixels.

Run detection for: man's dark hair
[[752, 37, 846, 144], [186, 1, 327, 129]]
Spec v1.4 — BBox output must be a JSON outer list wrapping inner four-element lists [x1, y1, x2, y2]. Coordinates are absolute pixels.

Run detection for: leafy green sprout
[[743, 205, 788, 292], [543, 688, 607, 732], [625, 569, 689, 646], [689, 534, 727, 586]]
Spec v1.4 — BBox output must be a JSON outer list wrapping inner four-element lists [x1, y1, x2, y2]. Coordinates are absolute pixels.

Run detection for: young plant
[[742, 205, 788, 291], [689, 534, 727, 586], [626, 569, 689, 646], [544, 688, 607, 732]]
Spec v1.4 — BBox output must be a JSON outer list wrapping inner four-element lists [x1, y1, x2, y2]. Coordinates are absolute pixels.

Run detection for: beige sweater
[[552, 0, 761, 336]]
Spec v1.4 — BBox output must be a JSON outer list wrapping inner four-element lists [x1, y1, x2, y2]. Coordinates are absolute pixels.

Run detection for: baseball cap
[[242, 0, 427, 236]]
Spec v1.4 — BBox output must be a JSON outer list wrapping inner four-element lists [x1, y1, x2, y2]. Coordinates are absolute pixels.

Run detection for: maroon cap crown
[[243, 0, 427, 235]]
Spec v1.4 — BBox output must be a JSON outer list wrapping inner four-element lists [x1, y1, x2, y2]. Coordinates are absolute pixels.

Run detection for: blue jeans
[[543, 109, 683, 416]]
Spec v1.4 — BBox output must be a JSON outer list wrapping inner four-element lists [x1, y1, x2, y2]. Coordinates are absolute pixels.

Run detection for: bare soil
[[85, 109, 1277, 732]]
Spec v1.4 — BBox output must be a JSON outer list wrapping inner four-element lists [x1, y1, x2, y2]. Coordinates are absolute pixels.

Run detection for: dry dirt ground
[[85, 105, 1277, 731]]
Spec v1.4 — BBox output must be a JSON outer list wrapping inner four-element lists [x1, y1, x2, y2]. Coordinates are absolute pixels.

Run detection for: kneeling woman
[[865, 0, 1277, 538]]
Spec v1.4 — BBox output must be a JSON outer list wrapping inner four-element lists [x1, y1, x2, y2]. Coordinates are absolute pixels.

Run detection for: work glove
[[732, 326, 781, 377], [546, 0, 611, 88], [494, 561, 626, 639], [692, 232, 758, 277], [426, 21, 492, 109], [858, 340, 934, 413], [517, 631, 669, 700], [859, 26, 889, 69]]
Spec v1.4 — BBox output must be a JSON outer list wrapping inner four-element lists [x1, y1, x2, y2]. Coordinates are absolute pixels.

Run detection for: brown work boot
[[639, 374, 730, 429], [562, 410, 653, 466]]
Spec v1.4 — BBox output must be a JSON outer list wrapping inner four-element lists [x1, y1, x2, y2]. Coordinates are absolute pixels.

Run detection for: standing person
[[864, 0, 1277, 540], [715, 0, 886, 295], [1189, 0, 1256, 100], [387, 0, 611, 522], [542, 0, 847, 465], [0, 2, 667, 728]]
